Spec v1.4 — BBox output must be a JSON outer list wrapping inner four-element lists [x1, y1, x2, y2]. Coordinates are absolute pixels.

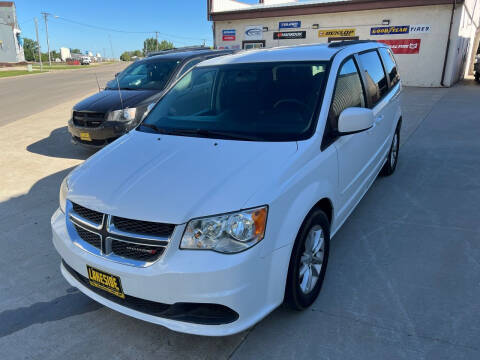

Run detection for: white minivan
[[52, 41, 402, 336]]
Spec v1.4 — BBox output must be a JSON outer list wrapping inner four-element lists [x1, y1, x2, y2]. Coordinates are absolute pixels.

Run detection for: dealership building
[[208, 0, 480, 87], [0, 1, 24, 63]]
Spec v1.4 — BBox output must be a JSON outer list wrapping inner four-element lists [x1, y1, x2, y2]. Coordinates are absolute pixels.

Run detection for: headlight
[[180, 207, 268, 253], [59, 176, 69, 213], [107, 108, 137, 122]]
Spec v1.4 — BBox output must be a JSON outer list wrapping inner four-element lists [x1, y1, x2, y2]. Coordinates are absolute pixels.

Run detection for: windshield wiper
[[139, 123, 163, 133], [162, 128, 258, 141], [139, 125, 259, 141]]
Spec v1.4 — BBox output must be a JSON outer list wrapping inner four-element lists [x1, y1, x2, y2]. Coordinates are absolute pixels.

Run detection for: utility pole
[[103, 47, 106, 61], [108, 34, 114, 60], [155, 31, 159, 51], [40, 12, 52, 67], [34, 17, 42, 71]]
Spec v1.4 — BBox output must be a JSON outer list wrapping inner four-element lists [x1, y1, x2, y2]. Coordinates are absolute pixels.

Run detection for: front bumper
[[68, 119, 133, 148], [51, 209, 289, 336]]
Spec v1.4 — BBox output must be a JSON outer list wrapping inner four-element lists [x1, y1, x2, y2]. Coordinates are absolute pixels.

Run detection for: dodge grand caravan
[[69, 48, 232, 148], [52, 41, 402, 336]]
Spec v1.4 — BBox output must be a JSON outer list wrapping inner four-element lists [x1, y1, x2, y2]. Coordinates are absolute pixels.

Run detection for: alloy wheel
[[299, 225, 325, 294]]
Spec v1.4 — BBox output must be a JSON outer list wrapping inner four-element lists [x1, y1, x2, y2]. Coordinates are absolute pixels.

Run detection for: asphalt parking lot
[[1, 79, 479, 359]]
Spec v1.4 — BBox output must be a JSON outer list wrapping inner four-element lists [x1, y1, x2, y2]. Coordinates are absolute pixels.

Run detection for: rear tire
[[284, 209, 330, 310], [380, 124, 400, 177]]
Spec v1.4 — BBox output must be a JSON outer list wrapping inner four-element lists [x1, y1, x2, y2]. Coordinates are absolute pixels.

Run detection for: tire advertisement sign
[[378, 39, 421, 54], [244, 26, 263, 40], [273, 31, 306, 40], [318, 28, 356, 38], [279, 21, 301, 29], [222, 29, 236, 41], [370, 26, 410, 35], [409, 25, 431, 34]]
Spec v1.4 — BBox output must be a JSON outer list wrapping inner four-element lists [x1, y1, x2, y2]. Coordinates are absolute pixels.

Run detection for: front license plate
[[80, 132, 92, 141], [87, 265, 125, 299]]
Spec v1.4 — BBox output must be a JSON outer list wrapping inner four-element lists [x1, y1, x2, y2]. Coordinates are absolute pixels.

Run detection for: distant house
[[0, 1, 24, 63]]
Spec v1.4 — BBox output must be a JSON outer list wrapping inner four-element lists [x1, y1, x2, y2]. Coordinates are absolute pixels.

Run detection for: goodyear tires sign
[[370, 26, 410, 35], [318, 29, 356, 38]]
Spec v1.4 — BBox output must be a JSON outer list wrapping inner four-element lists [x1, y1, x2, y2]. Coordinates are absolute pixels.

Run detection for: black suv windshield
[[106, 60, 180, 90], [138, 61, 328, 141]]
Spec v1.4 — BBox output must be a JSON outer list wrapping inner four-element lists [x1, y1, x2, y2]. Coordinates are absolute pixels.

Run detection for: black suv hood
[[73, 89, 163, 113]]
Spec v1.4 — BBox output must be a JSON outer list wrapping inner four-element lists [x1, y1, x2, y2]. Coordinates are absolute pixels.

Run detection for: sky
[[14, 0, 214, 58]]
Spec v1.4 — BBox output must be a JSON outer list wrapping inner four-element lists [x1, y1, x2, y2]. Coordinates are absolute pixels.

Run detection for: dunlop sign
[[318, 29, 356, 38]]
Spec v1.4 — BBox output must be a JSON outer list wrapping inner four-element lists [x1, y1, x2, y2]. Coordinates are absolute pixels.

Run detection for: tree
[[120, 49, 144, 61], [71, 48, 81, 54], [120, 51, 131, 61], [23, 38, 39, 62], [143, 38, 173, 55]]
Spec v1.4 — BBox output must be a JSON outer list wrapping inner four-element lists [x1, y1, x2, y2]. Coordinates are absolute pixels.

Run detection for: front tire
[[284, 209, 330, 310], [380, 124, 400, 177]]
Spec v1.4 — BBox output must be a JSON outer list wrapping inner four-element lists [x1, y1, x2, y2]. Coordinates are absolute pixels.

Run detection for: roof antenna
[[94, 72, 101, 92], [115, 73, 124, 110]]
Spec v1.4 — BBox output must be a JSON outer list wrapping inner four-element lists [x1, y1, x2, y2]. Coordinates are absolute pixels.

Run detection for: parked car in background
[[80, 57, 91, 65], [53, 41, 402, 336], [68, 48, 233, 148]]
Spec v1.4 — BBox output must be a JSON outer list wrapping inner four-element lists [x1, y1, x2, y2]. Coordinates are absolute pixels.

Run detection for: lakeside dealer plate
[[80, 132, 92, 141], [87, 265, 125, 299]]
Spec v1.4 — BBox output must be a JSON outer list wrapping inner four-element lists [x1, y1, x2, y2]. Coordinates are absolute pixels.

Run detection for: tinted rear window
[[358, 51, 388, 107]]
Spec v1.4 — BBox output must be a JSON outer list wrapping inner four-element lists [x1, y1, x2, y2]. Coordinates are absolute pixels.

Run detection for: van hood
[[73, 89, 162, 113], [68, 131, 297, 224]]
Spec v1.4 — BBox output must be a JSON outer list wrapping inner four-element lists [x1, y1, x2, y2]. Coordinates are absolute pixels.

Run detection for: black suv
[[69, 48, 233, 148]]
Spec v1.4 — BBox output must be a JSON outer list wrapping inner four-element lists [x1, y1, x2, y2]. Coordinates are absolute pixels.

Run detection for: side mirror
[[338, 107, 374, 135], [115, 72, 120, 77]]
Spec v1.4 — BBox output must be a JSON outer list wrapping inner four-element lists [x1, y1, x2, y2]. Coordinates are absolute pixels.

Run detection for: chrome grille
[[74, 224, 101, 249], [111, 239, 165, 262], [73, 111, 105, 128], [112, 216, 175, 238], [72, 202, 103, 225], [67, 202, 174, 267]]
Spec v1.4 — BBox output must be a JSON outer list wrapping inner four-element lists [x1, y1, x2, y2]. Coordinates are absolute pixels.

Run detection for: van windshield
[[106, 60, 179, 90], [138, 61, 328, 141]]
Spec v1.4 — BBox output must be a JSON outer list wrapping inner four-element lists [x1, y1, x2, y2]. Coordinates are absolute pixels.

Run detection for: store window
[[242, 40, 265, 50]]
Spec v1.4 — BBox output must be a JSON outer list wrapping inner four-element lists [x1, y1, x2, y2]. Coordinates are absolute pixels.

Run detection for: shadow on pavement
[[0, 167, 103, 338], [26, 126, 96, 160], [0, 292, 102, 338]]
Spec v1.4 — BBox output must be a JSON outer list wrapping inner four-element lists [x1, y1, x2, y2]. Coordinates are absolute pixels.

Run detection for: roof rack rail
[[328, 40, 379, 48], [147, 46, 210, 57]]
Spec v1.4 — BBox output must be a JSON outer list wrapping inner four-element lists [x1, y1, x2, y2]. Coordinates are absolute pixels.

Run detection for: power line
[[52, 15, 209, 41]]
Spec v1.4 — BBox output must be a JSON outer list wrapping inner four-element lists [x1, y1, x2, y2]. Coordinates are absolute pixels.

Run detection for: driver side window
[[323, 57, 366, 148]]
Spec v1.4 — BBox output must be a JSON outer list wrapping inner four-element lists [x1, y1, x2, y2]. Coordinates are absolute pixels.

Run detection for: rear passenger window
[[359, 51, 388, 107], [323, 58, 366, 147], [177, 58, 204, 78], [379, 47, 400, 88]]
